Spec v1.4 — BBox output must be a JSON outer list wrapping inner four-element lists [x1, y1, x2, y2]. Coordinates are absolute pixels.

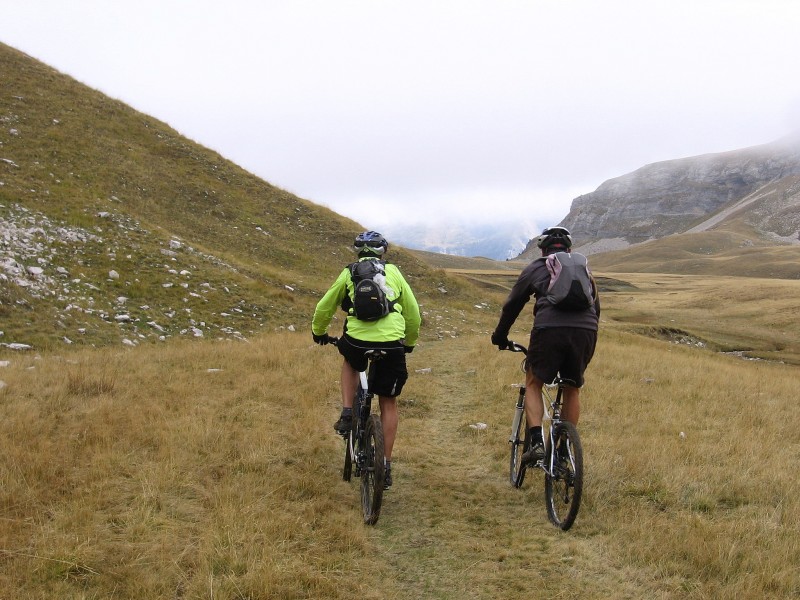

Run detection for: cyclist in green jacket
[[312, 231, 421, 488]]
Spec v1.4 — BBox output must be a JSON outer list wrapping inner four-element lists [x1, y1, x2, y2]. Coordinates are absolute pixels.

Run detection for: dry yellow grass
[[0, 335, 392, 598], [2, 269, 800, 598], [598, 272, 800, 364]]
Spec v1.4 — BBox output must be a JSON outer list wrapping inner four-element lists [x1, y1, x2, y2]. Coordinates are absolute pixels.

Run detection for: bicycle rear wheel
[[544, 422, 583, 530], [360, 414, 385, 525], [509, 409, 529, 488]]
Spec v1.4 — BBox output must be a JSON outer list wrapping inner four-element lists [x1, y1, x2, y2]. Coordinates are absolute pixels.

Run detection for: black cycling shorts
[[337, 334, 409, 397], [526, 327, 597, 387]]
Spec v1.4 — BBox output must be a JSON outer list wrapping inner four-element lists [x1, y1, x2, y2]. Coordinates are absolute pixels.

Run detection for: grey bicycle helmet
[[536, 226, 573, 252], [353, 231, 388, 256]]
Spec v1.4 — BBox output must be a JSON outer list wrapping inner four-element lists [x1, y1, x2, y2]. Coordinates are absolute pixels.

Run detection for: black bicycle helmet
[[353, 231, 388, 256], [536, 226, 573, 251]]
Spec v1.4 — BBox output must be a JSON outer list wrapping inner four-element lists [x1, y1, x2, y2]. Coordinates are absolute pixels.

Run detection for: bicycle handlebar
[[505, 340, 527, 353]]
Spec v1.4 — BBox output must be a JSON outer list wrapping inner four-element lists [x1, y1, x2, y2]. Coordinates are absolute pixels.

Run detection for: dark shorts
[[337, 334, 409, 397], [526, 327, 597, 387]]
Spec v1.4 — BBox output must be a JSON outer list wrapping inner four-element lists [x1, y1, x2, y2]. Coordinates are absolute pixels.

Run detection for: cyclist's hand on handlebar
[[403, 345, 414, 354], [312, 333, 332, 345], [491, 331, 509, 350]]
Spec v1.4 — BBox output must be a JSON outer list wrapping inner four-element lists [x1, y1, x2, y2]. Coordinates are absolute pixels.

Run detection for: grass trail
[[365, 337, 663, 599]]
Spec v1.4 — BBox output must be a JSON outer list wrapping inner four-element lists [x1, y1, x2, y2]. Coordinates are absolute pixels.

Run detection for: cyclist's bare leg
[[340, 359, 358, 410], [524, 370, 545, 427], [562, 386, 580, 425], [378, 395, 398, 460]]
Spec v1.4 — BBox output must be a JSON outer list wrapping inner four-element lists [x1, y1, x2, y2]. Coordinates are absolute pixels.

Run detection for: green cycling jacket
[[312, 258, 421, 347]]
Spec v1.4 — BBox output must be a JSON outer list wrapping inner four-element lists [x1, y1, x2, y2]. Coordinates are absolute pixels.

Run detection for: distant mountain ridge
[[517, 135, 800, 259], [386, 219, 538, 260]]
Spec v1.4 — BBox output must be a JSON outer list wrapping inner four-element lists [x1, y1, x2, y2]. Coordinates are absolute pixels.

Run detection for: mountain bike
[[329, 337, 385, 525], [505, 341, 584, 531]]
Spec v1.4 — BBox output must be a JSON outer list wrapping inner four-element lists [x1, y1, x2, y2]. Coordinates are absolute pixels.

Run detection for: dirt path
[[365, 336, 654, 599]]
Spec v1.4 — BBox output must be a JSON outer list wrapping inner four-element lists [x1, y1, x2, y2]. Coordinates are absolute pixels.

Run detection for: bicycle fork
[[351, 371, 371, 477], [509, 387, 526, 443]]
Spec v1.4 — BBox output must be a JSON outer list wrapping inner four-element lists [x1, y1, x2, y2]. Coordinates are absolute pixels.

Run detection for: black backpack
[[347, 259, 397, 321]]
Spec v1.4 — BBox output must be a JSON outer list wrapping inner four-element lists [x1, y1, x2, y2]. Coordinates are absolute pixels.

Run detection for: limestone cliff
[[519, 135, 800, 258]]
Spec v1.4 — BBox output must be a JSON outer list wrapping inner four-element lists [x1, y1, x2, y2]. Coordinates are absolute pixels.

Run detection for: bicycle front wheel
[[342, 425, 354, 482], [360, 414, 385, 525], [544, 422, 583, 531], [509, 409, 529, 488]]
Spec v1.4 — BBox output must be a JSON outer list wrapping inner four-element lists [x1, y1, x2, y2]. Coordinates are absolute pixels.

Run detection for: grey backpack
[[543, 251, 595, 311]]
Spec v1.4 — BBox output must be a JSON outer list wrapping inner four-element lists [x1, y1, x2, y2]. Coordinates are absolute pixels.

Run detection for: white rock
[[109, 270, 119, 279]]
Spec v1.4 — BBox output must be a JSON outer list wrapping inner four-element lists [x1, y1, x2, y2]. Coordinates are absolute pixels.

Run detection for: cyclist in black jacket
[[491, 226, 600, 466]]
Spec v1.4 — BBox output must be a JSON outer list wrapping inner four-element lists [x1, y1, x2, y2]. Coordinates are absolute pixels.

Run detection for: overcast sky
[[4, 0, 800, 235]]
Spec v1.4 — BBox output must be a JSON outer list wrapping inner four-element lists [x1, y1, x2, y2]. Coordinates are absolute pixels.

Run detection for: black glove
[[313, 333, 331, 345], [404, 345, 414, 354], [491, 331, 509, 350]]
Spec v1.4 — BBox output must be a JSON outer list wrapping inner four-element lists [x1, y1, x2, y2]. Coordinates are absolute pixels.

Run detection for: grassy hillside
[[588, 224, 800, 279], [1, 43, 482, 350]]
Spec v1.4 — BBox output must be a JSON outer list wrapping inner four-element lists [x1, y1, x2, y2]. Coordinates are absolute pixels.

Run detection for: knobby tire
[[361, 414, 385, 525], [544, 421, 583, 531], [342, 426, 354, 482], [342, 390, 363, 482], [509, 412, 530, 488]]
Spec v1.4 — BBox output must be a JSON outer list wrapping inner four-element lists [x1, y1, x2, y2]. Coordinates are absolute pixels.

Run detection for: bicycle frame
[[349, 367, 375, 477], [540, 379, 574, 477], [509, 375, 570, 477], [328, 337, 386, 525], [505, 339, 584, 530]]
